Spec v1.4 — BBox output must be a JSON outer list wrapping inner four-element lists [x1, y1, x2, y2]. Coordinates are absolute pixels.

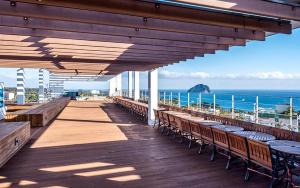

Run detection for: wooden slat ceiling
[[0, 0, 297, 76]]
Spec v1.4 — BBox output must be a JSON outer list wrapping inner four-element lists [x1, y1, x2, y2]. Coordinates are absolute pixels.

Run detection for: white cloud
[[159, 71, 210, 79], [159, 70, 300, 80], [190, 72, 210, 79]]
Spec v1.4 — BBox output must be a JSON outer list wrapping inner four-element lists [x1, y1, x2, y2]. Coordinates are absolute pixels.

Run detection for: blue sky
[[2, 28, 300, 90]]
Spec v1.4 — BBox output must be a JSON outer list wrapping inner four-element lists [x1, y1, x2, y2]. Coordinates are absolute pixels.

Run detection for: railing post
[[170, 92, 173, 106], [178, 92, 181, 108], [213, 94, 216, 115], [255, 96, 259, 124], [140, 90, 143, 100], [290, 97, 293, 129], [163, 91, 166, 104], [199, 93, 202, 111], [187, 92, 190, 109], [232, 95, 235, 119]]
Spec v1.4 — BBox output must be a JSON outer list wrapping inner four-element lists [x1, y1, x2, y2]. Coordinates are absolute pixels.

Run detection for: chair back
[[173, 116, 182, 130], [247, 139, 273, 170], [227, 132, 248, 159], [168, 114, 176, 128], [162, 112, 170, 126], [271, 127, 292, 140], [180, 118, 190, 133], [199, 125, 213, 143], [190, 121, 201, 138], [158, 111, 164, 123], [212, 128, 229, 149]]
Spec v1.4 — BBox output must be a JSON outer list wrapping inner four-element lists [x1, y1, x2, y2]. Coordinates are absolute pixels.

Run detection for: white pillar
[[38, 69, 44, 103], [147, 69, 158, 126], [116, 74, 122, 96], [109, 77, 117, 96], [134, 71, 140, 101], [17, 68, 25, 104], [128, 71, 133, 98]]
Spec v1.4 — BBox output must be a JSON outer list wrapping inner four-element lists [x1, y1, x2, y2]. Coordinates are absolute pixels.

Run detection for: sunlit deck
[[0, 100, 270, 188]]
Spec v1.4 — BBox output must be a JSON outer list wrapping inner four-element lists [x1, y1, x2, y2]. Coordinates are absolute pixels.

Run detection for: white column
[[134, 71, 140, 101], [147, 69, 158, 126], [128, 71, 133, 98], [17, 68, 25, 104], [38, 69, 44, 103], [109, 77, 116, 96], [116, 73, 122, 96]]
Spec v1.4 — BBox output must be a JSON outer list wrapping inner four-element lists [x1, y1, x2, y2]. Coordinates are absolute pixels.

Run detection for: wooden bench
[[5, 97, 70, 127], [0, 122, 30, 168]]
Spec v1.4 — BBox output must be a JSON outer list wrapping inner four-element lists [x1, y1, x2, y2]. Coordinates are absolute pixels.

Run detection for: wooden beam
[[14, 0, 291, 33], [172, 0, 300, 21], [0, 48, 200, 59], [0, 2, 246, 45], [0, 26, 227, 51], [0, 55, 172, 65], [0, 44, 212, 56], [0, 15, 264, 41]]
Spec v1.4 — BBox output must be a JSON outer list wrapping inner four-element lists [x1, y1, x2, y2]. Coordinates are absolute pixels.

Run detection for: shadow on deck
[[0, 100, 270, 188]]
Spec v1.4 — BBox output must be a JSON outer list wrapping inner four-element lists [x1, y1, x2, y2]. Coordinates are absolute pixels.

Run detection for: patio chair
[[161, 112, 170, 134], [153, 109, 160, 128], [190, 121, 201, 151], [167, 114, 177, 137], [198, 125, 214, 160], [245, 139, 286, 188], [175, 118, 191, 146], [211, 128, 230, 167], [227, 132, 249, 170]]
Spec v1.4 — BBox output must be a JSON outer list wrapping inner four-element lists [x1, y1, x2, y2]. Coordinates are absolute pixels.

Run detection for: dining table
[[234, 131, 276, 142], [212, 124, 244, 132], [268, 140, 300, 156]]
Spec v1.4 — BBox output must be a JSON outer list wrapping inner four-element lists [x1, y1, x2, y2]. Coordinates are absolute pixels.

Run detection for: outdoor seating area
[[113, 97, 300, 187], [113, 97, 149, 122]]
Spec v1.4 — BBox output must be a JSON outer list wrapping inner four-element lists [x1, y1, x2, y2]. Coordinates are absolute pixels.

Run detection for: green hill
[[187, 84, 210, 93]]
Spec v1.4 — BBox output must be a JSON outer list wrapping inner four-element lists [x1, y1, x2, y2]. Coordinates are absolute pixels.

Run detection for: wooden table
[[197, 120, 223, 126], [212, 124, 244, 132], [234, 131, 276, 142], [268, 140, 300, 155]]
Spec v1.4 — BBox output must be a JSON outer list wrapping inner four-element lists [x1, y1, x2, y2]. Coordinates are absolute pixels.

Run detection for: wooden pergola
[[0, 0, 298, 77]]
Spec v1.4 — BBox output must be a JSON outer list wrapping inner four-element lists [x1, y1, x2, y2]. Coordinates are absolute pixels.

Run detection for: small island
[[187, 84, 210, 93]]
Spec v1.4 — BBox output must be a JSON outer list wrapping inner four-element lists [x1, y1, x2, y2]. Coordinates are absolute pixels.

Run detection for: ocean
[[154, 90, 300, 113]]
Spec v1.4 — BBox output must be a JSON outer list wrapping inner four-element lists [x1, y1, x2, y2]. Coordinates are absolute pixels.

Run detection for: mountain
[[187, 84, 210, 93]]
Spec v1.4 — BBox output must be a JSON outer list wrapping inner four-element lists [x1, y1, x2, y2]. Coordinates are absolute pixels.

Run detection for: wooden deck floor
[[0, 100, 270, 188]]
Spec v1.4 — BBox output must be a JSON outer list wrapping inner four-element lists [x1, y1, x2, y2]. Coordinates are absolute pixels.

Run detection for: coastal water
[[155, 90, 300, 112]]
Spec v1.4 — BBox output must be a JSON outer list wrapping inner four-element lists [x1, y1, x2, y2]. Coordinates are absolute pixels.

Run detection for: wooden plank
[[14, 0, 291, 33], [5, 97, 70, 127], [0, 122, 30, 168]]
